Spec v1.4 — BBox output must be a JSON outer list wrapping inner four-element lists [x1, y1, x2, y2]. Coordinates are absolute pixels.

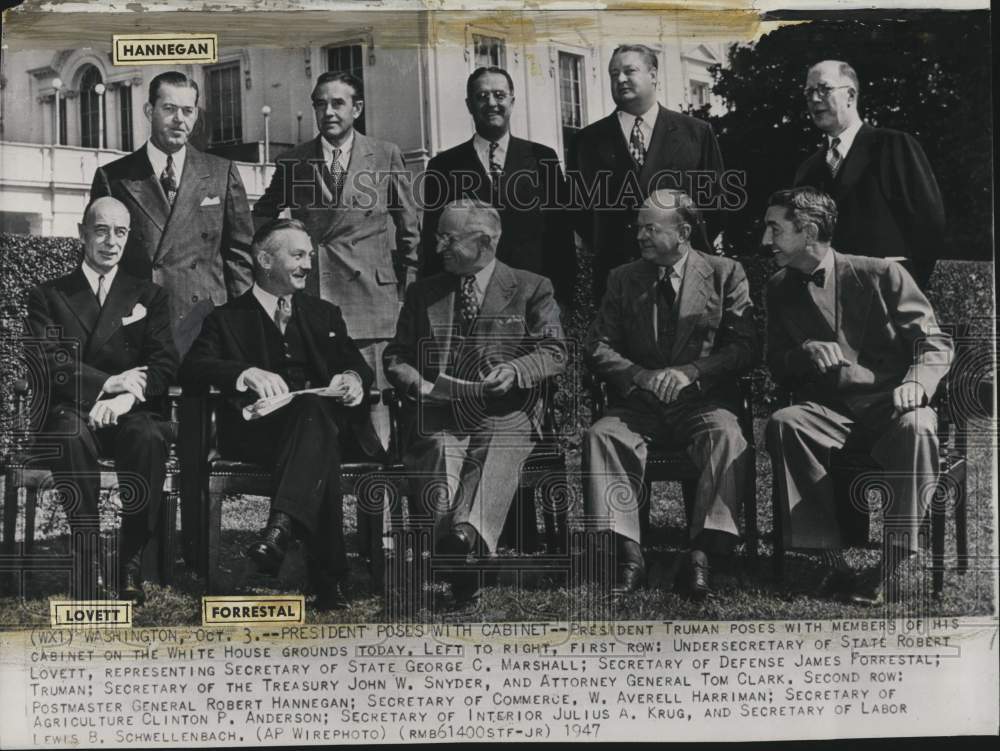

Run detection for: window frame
[[204, 59, 244, 147]]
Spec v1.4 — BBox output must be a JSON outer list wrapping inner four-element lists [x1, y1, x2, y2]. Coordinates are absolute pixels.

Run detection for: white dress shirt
[[146, 140, 186, 184], [321, 131, 355, 171], [652, 250, 688, 340], [80, 262, 119, 299], [617, 102, 659, 151], [827, 116, 863, 160], [472, 132, 510, 173]]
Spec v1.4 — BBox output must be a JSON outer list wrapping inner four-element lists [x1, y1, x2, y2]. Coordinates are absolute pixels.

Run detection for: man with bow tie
[[763, 187, 953, 605], [583, 189, 758, 599], [180, 218, 373, 609], [25, 197, 179, 603], [793, 60, 945, 289], [384, 200, 566, 603], [420, 66, 576, 307]]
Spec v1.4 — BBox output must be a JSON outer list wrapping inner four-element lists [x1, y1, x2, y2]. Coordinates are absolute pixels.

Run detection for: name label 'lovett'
[[113, 34, 218, 66], [202, 595, 304, 625]]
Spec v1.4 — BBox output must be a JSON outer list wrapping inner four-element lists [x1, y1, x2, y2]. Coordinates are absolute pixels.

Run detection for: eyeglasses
[[436, 230, 486, 247], [472, 90, 510, 103], [803, 84, 851, 100]]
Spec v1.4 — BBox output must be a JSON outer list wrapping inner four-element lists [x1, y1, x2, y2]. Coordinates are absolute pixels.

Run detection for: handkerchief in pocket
[[122, 303, 147, 325], [200, 195, 221, 207]]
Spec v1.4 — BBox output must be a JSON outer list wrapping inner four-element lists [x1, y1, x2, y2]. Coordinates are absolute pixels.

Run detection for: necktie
[[488, 141, 503, 179], [327, 147, 347, 204], [656, 268, 675, 350], [96, 274, 107, 307], [459, 275, 479, 328], [274, 296, 291, 335], [795, 267, 827, 288], [826, 137, 842, 178], [629, 116, 646, 167], [160, 154, 177, 205]]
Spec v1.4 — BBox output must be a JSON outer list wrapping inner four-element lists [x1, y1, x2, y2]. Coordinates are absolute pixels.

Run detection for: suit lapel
[[292, 293, 331, 384], [339, 133, 376, 209], [57, 269, 101, 335], [834, 252, 872, 361], [833, 123, 875, 194], [670, 251, 711, 362], [119, 149, 169, 236], [156, 147, 211, 264], [776, 270, 836, 344], [477, 262, 517, 320], [629, 263, 659, 356], [639, 106, 679, 185], [460, 139, 491, 192], [597, 113, 633, 176], [222, 292, 271, 367], [85, 273, 142, 360], [427, 275, 458, 367]]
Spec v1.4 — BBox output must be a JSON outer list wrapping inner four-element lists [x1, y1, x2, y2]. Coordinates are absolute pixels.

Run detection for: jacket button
[[192, 294, 199, 302], [201, 232, 209, 239], [352, 270, 361, 279], [154, 262, 163, 269], [190, 261, 197, 269]]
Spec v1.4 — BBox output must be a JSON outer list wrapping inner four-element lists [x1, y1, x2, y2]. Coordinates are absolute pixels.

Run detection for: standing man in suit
[[793, 60, 945, 289], [763, 187, 952, 605], [584, 190, 758, 598], [252, 71, 420, 459], [26, 197, 179, 603], [420, 66, 576, 306], [179, 219, 374, 609], [384, 200, 566, 603], [572, 44, 725, 304], [90, 70, 254, 354]]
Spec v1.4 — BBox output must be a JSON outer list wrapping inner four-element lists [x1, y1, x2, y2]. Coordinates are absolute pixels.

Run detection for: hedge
[[0, 233, 993, 460]]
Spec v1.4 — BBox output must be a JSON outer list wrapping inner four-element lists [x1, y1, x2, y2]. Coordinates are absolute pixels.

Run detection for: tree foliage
[[707, 11, 992, 260]]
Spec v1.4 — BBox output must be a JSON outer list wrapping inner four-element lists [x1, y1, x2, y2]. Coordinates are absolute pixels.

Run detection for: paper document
[[429, 373, 487, 402], [242, 385, 348, 420]]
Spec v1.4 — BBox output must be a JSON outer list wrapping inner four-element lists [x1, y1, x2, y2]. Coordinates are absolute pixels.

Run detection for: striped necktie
[[629, 116, 646, 167], [160, 154, 177, 205], [826, 137, 843, 178]]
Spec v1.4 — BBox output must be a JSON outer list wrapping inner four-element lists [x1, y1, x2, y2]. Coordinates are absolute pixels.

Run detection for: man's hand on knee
[[102, 366, 148, 402], [802, 340, 851, 374], [239, 367, 290, 399], [88, 393, 137, 429], [892, 380, 928, 418]]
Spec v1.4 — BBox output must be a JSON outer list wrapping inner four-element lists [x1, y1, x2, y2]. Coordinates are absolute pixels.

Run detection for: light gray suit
[[584, 252, 759, 546], [384, 261, 566, 551], [765, 252, 953, 553]]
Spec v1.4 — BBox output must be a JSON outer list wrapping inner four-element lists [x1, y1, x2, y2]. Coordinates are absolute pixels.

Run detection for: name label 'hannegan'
[[113, 34, 218, 66], [202, 596, 305, 626]]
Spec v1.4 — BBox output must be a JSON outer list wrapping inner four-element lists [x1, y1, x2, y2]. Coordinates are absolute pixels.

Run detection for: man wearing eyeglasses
[[25, 197, 179, 603], [384, 200, 566, 605], [794, 60, 945, 289], [420, 67, 576, 308]]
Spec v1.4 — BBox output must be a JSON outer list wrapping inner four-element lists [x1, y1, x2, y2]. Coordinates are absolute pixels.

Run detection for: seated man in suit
[[584, 190, 759, 599], [384, 199, 566, 602], [26, 197, 179, 603], [763, 187, 953, 605], [179, 218, 374, 609]]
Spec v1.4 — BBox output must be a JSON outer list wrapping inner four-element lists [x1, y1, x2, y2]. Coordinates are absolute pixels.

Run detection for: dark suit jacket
[[793, 124, 945, 287], [178, 289, 374, 447], [571, 106, 725, 301], [420, 136, 576, 304], [587, 252, 758, 409], [383, 261, 566, 438], [90, 145, 254, 353], [252, 134, 420, 340], [765, 252, 952, 417], [26, 268, 179, 413]]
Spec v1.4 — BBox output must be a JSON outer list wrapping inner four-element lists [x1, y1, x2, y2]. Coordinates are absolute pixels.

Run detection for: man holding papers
[[384, 200, 566, 603], [180, 218, 373, 609]]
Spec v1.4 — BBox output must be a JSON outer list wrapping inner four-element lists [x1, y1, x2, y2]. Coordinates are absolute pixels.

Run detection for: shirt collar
[[618, 102, 659, 131], [473, 132, 510, 155], [473, 258, 496, 294], [251, 284, 287, 320], [80, 262, 118, 296], [321, 131, 355, 168], [814, 246, 836, 277], [657, 249, 689, 279], [828, 117, 863, 157], [146, 140, 186, 179]]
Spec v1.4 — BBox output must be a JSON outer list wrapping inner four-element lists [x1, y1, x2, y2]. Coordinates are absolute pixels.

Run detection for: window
[[206, 62, 243, 145], [473, 34, 506, 69], [79, 66, 105, 148], [558, 52, 585, 164], [326, 44, 366, 134], [118, 84, 133, 152], [690, 80, 710, 108]]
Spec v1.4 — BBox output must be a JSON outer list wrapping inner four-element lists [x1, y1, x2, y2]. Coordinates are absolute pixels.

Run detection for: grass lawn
[[1, 417, 994, 627]]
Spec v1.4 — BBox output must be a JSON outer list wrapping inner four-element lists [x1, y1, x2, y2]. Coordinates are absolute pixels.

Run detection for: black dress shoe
[[246, 512, 294, 575], [848, 566, 888, 606], [814, 568, 855, 600], [314, 580, 349, 611], [686, 550, 711, 602], [438, 525, 477, 557], [119, 564, 146, 606], [615, 562, 647, 594]]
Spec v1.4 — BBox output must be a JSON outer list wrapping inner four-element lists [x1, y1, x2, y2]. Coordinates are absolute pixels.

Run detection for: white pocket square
[[328, 331, 337, 338], [200, 195, 221, 206], [122, 303, 147, 325]]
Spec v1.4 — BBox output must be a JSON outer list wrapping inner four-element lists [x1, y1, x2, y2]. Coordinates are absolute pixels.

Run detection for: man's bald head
[[79, 197, 131, 275], [435, 200, 501, 276]]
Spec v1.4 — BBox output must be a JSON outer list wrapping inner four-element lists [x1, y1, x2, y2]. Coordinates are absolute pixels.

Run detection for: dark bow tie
[[795, 267, 826, 288]]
